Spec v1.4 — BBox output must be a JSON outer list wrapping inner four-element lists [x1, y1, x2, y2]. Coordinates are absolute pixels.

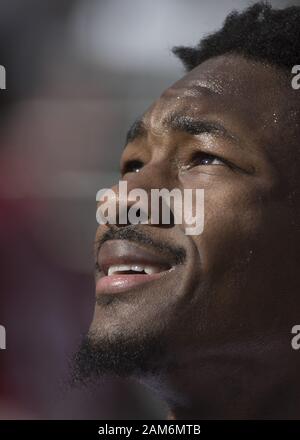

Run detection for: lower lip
[[96, 271, 169, 295]]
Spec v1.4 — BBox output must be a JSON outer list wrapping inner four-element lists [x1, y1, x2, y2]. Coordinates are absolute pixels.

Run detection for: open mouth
[[107, 264, 163, 276], [95, 239, 176, 295]]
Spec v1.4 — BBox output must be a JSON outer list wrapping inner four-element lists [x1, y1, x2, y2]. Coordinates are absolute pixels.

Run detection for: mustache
[[95, 225, 186, 265]]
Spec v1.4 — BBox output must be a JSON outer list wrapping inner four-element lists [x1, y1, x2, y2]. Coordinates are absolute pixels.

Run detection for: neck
[[142, 337, 300, 419]]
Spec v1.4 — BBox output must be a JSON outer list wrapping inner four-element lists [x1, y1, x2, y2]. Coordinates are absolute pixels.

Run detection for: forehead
[[142, 54, 298, 140], [169, 54, 286, 95]]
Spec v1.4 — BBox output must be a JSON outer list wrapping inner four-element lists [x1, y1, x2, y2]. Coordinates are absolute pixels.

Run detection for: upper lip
[[97, 239, 174, 275]]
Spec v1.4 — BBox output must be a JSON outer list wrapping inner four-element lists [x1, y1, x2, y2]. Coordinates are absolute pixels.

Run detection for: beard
[[71, 328, 169, 385]]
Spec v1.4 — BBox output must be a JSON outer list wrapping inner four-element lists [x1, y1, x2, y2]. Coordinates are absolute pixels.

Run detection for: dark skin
[[93, 54, 300, 419]]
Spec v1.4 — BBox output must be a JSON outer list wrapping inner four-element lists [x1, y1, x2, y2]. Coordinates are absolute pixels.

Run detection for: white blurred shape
[[70, 0, 275, 73]]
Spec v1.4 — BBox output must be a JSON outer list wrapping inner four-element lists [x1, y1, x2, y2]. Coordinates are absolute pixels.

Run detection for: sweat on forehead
[[170, 54, 293, 98], [126, 55, 298, 141]]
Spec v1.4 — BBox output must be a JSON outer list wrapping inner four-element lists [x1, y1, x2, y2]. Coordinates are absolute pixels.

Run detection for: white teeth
[[108, 265, 130, 276], [131, 265, 146, 273], [107, 264, 160, 276], [144, 266, 160, 275]]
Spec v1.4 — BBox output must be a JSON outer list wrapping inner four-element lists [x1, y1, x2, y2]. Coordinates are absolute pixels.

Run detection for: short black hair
[[173, 2, 300, 73]]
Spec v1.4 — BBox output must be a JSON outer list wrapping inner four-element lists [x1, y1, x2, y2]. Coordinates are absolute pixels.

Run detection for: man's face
[[86, 54, 299, 377]]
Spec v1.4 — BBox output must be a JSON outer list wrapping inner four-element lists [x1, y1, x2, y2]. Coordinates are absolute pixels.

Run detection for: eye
[[121, 159, 144, 175], [189, 152, 225, 168]]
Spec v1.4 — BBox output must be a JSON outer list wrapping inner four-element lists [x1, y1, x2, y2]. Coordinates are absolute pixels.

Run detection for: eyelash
[[121, 152, 235, 176], [188, 152, 225, 167]]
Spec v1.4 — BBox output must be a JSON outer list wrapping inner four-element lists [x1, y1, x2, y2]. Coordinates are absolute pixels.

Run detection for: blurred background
[[0, 0, 298, 419]]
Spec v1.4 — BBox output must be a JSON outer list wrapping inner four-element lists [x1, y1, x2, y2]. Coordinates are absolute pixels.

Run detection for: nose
[[96, 162, 176, 228], [112, 180, 150, 227]]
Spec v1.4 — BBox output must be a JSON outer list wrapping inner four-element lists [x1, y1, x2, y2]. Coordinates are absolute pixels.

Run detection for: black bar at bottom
[[0, 420, 300, 438]]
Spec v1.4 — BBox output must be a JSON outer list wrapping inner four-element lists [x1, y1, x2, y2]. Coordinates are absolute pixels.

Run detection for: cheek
[[189, 178, 271, 278]]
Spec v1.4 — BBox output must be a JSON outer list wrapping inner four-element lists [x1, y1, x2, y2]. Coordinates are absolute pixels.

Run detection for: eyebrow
[[125, 111, 239, 146], [125, 118, 147, 145], [165, 112, 237, 141]]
